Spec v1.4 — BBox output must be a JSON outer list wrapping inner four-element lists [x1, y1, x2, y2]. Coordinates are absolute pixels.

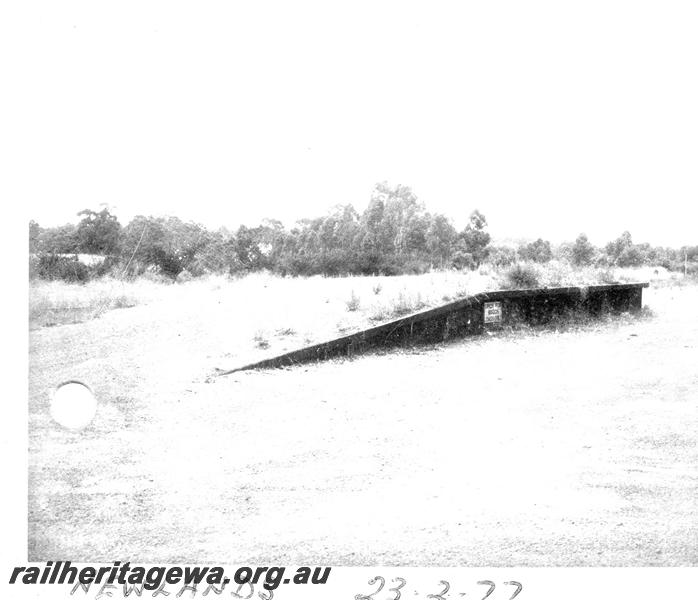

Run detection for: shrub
[[504, 263, 540, 289], [401, 258, 431, 275], [487, 246, 517, 268], [30, 253, 90, 283], [345, 290, 361, 312], [378, 260, 403, 276], [451, 250, 476, 270]]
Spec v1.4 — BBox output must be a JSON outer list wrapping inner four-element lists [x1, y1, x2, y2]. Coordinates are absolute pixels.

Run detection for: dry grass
[[28, 266, 682, 356], [28, 278, 145, 328]]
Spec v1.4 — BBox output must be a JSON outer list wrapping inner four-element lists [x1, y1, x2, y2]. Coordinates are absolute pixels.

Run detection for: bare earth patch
[[28, 278, 698, 565]]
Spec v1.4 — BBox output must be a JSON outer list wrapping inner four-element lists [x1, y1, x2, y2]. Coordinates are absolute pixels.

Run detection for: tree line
[[29, 182, 697, 282]]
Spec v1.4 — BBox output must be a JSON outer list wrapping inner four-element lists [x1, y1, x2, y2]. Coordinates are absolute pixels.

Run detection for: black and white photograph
[[5, 0, 698, 597]]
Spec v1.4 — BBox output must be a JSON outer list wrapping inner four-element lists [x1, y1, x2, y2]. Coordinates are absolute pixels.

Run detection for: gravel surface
[[28, 283, 698, 565]]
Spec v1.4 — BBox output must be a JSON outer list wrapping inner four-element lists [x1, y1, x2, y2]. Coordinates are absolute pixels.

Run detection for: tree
[[360, 182, 428, 258], [37, 223, 79, 254], [617, 245, 644, 267], [571, 233, 595, 266], [76, 208, 122, 255], [605, 231, 633, 266], [518, 238, 552, 263], [605, 231, 647, 267], [403, 212, 430, 255], [457, 209, 491, 268], [29, 220, 41, 253], [191, 228, 242, 274], [119, 215, 207, 278], [233, 225, 266, 271], [425, 214, 456, 266]]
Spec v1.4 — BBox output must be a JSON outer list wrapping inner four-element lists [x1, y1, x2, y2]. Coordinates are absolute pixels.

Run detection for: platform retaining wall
[[217, 282, 648, 375]]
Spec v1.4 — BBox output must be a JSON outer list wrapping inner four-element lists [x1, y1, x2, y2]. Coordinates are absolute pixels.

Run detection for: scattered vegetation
[[30, 187, 697, 286], [392, 290, 427, 316], [27, 181, 697, 334], [27, 266, 688, 355], [369, 289, 429, 322], [253, 331, 270, 349]]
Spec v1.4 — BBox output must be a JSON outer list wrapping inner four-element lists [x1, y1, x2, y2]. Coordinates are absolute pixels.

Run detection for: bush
[[487, 246, 517, 268], [503, 263, 540, 289], [400, 258, 431, 275], [451, 250, 476, 270], [86, 256, 120, 279], [30, 253, 90, 283]]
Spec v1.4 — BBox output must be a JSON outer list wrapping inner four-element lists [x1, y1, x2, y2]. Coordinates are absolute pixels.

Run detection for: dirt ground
[[28, 281, 698, 565]]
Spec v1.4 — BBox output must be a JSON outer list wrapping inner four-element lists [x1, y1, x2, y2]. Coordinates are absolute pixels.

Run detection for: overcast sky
[[5, 1, 697, 246]]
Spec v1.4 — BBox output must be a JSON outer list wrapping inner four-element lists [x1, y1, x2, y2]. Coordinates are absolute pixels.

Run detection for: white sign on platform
[[483, 301, 502, 323]]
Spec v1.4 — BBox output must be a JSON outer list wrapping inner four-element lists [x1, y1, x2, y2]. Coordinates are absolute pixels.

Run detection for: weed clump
[[346, 290, 361, 312], [253, 331, 270, 349]]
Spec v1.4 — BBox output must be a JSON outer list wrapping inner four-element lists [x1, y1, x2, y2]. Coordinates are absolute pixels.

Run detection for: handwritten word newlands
[[8, 562, 331, 593], [70, 580, 281, 599]]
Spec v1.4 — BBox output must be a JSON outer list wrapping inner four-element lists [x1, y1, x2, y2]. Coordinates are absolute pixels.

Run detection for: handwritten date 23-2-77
[[355, 577, 523, 600]]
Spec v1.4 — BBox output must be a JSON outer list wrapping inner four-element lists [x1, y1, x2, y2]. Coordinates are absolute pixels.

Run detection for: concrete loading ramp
[[216, 282, 649, 375]]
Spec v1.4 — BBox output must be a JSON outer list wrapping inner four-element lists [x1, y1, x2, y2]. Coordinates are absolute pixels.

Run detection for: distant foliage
[[518, 238, 553, 263], [76, 209, 121, 255], [487, 246, 517, 268], [453, 210, 491, 269], [31, 223, 79, 254], [28, 191, 696, 282], [451, 250, 476, 270], [571, 233, 596, 266]]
